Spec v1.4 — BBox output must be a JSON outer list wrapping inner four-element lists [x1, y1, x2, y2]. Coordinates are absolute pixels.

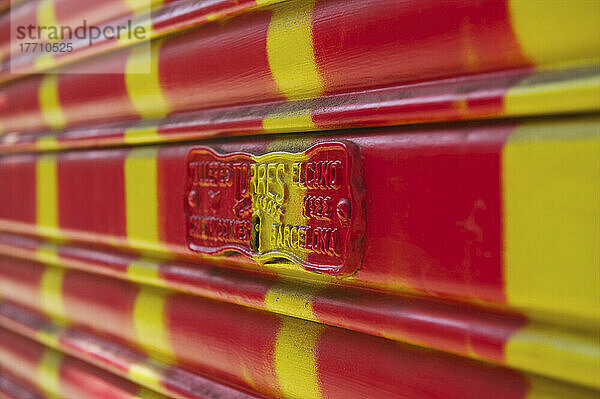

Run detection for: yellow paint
[[250, 150, 310, 266], [36, 154, 59, 236], [35, 54, 57, 71], [136, 387, 166, 399], [133, 287, 175, 363], [241, 365, 259, 391], [129, 362, 164, 393], [127, 258, 169, 288], [119, 20, 154, 47], [36, 329, 60, 348], [265, 134, 316, 153], [36, 135, 60, 151], [38, 349, 62, 399], [124, 126, 160, 144], [35, 242, 61, 266], [266, 0, 324, 100], [505, 74, 600, 116], [40, 267, 66, 323], [509, 0, 600, 67], [263, 107, 315, 133], [274, 317, 322, 399], [506, 322, 600, 389], [255, 0, 283, 6], [39, 74, 67, 130], [526, 375, 599, 399], [37, 0, 59, 42], [125, 148, 164, 251], [503, 118, 600, 322], [125, 41, 170, 118], [265, 281, 322, 321], [125, 0, 163, 14]]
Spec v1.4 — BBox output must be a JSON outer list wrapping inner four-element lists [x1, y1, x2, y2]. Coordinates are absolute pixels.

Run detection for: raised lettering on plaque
[[184, 142, 364, 275]]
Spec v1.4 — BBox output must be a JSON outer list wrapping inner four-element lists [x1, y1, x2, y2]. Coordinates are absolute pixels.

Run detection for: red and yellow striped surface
[[1, 118, 598, 319], [0, 0, 598, 397], [0, 0, 598, 137], [1, 0, 282, 81], [0, 327, 168, 399], [0, 233, 598, 389], [0, 65, 598, 153], [0, 259, 598, 398]]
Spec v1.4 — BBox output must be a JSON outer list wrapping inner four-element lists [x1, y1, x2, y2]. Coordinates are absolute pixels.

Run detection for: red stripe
[[0, 257, 45, 312], [0, 76, 45, 132], [62, 270, 139, 345], [353, 125, 512, 302], [313, 0, 530, 95], [166, 293, 282, 397], [0, 155, 36, 224], [159, 8, 283, 112], [58, 149, 127, 238], [58, 53, 138, 128], [316, 325, 529, 399]]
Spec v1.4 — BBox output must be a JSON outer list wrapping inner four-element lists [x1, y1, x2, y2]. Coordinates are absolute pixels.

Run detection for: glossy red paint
[[312, 0, 529, 95], [0, 154, 36, 224], [0, 0, 273, 82], [185, 142, 364, 275], [2, 64, 595, 153], [57, 149, 127, 238], [0, 233, 526, 365], [0, 124, 517, 303], [0, 258, 540, 399], [0, 0, 545, 135]]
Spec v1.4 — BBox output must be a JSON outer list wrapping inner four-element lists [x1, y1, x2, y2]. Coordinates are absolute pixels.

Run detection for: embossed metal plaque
[[184, 142, 364, 275]]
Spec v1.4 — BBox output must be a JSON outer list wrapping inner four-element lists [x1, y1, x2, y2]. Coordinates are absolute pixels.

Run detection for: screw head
[[187, 190, 200, 208], [336, 198, 351, 223]]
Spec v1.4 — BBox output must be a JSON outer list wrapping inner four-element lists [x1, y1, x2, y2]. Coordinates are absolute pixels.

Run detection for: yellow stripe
[[125, 148, 163, 251], [509, 0, 600, 67], [136, 387, 166, 399], [129, 362, 164, 393], [36, 242, 61, 267], [264, 281, 322, 322], [504, 74, 600, 116], [251, 150, 310, 265], [506, 322, 600, 389], [503, 117, 600, 322], [133, 287, 175, 363], [36, 135, 60, 152], [34, 54, 57, 71], [525, 375, 599, 399], [39, 75, 66, 130], [37, 0, 59, 42], [125, 0, 164, 14], [265, 134, 316, 153], [125, 41, 170, 118], [36, 329, 60, 349], [124, 126, 161, 144], [40, 267, 66, 324], [274, 317, 322, 399], [119, 20, 154, 47], [36, 154, 59, 236], [255, 0, 282, 5], [263, 106, 316, 132], [127, 258, 169, 288], [266, 0, 324, 100], [38, 349, 62, 399]]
